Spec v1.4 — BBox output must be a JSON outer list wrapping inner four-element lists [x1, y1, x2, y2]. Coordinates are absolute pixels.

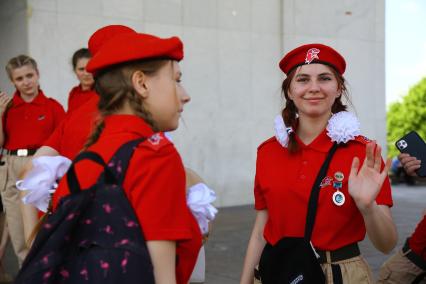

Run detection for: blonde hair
[[84, 59, 170, 149], [5, 55, 38, 79]]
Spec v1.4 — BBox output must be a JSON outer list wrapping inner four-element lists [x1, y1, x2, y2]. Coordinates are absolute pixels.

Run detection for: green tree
[[387, 77, 426, 157]]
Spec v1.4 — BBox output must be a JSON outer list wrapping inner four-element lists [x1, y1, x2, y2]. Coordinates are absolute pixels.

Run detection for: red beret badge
[[305, 48, 320, 64]]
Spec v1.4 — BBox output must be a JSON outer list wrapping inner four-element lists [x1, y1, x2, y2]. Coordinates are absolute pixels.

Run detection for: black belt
[[3, 148, 37, 157], [403, 238, 426, 271], [317, 243, 360, 264]]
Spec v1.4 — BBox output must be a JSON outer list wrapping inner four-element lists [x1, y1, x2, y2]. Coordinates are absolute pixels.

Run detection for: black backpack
[[15, 138, 155, 284]]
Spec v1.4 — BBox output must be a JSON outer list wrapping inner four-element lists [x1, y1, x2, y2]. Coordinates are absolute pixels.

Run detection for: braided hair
[[84, 59, 169, 149], [281, 65, 350, 153]]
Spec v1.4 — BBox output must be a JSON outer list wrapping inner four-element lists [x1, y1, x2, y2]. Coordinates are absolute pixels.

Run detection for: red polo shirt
[[52, 115, 202, 284], [44, 95, 99, 159], [67, 85, 97, 114], [408, 215, 426, 261], [254, 130, 393, 250], [2, 90, 65, 150]]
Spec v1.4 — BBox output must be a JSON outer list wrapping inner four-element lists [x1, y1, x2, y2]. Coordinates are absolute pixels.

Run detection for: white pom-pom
[[326, 111, 360, 143], [274, 115, 290, 148]]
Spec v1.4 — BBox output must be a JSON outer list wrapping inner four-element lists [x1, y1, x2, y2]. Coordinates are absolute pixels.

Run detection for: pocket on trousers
[[0, 160, 7, 192]]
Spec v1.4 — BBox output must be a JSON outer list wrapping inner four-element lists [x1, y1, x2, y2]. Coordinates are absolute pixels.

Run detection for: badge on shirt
[[320, 176, 333, 188], [148, 133, 163, 145], [38, 115, 46, 121], [334, 171, 344, 181], [332, 191, 345, 206], [332, 171, 345, 206]]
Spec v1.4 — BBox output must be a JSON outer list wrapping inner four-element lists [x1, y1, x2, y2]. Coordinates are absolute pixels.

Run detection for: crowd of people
[[0, 24, 424, 283]]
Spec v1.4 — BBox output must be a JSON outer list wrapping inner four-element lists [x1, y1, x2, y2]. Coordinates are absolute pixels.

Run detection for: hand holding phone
[[395, 131, 426, 177]]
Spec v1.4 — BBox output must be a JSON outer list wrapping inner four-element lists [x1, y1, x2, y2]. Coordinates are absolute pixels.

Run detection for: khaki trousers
[[377, 249, 426, 284], [254, 255, 374, 284], [321, 255, 374, 284], [0, 154, 31, 265]]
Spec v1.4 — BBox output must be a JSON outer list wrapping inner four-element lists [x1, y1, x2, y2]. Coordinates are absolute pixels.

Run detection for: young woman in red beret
[[51, 26, 202, 284], [18, 26, 137, 251], [66, 48, 96, 114], [240, 44, 397, 283], [0, 55, 65, 265]]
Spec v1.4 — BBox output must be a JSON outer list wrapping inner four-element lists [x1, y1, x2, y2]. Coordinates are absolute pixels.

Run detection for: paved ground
[[204, 183, 426, 283], [2, 183, 425, 283]]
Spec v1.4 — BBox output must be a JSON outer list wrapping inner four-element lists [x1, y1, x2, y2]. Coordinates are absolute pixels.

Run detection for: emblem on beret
[[305, 48, 320, 64]]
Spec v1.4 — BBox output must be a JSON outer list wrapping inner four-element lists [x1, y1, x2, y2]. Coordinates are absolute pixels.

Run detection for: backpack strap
[[67, 151, 108, 194], [304, 142, 340, 241], [105, 138, 146, 185], [66, 138, 146, 194]]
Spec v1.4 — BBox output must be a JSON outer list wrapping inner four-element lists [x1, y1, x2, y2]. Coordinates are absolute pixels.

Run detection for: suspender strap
[[304, 142, 339, 240]]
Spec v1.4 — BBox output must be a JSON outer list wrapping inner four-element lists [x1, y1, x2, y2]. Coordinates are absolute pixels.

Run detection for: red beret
[[86, 29, 184, 74], [88, 25, 136, 55], [279, 43, 346, 75]]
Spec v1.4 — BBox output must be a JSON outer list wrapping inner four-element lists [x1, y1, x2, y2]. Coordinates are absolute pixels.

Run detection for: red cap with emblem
[[279, 43, 346, 75], [86, 25, 184, 74]]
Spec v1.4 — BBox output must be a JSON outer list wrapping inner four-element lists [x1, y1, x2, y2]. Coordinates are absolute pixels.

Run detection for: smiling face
[[10, 64, 40, 98], [143, 61, 190, 132], [288, 63, 340, 119], [74, 57, 94, 90]]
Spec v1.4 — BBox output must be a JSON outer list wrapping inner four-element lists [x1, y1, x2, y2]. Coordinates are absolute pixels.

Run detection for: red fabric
[[44, 95, 99, 159], [67, 85, 97, 114], [86, 30, 183, 74], [279, 43, 346, 75], [52, 115, 201, 284], [88, 25, 135, 55], [2, 90, 65, 150], [254, 130, 393, 250], [408, 215, 426, 261]]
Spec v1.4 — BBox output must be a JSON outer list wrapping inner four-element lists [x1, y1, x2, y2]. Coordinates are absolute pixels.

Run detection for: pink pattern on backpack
[[100, 260, 110, 277], [121, 251, 130, 273], [60, 269, 70, 278], [103, 203, 112, 213], [80, 267, 89, 280]]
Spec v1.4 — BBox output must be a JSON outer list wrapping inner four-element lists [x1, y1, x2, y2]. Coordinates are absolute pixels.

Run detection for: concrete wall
[[0, 0, 28, 95], [2, 0, 386, 207]]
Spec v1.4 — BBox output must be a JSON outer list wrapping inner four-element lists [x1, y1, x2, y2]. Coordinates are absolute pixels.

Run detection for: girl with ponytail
[[241, 44, 396, 283], [51, 26, 201, 284]]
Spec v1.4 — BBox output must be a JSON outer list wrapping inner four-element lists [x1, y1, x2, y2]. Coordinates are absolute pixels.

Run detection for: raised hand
[[348, 142, 391, 214], [0, 91, 12, 115]]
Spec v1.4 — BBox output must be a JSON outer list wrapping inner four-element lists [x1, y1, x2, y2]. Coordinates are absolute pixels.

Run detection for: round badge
[[332, 191, 345, 206], [334, 172, 344, 182]]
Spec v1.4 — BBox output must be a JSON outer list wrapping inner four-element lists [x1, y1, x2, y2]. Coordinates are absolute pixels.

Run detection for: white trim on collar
[[274, 111, 361, 148]]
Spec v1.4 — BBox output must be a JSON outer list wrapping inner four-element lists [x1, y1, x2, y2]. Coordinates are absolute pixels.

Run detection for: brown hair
[[71, 48, 92, 69], [5, 55, 38, 80], [281, 65, 349, 153], [84, 59, 170, 149]]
